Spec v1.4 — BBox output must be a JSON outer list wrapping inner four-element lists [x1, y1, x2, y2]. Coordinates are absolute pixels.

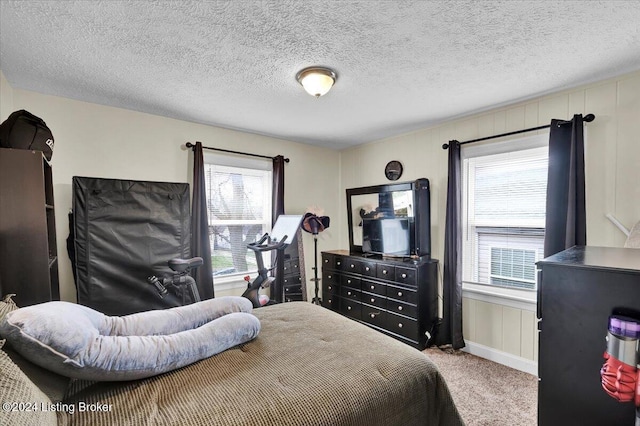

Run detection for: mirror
[[346, 181, 416, 254], [350, 191, 414, 247]]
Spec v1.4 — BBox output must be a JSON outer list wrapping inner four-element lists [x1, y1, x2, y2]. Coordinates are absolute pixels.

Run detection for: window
[[462, 134, 548, 292], [204, 153, 272, 285]]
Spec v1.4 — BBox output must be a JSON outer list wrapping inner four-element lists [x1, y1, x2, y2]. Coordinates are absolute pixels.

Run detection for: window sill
[[213, 274, 252, 292], [462, 282, 537, 311]]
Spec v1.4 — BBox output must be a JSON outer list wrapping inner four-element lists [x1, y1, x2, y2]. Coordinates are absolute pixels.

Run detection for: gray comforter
[[58, 302, 463, 425]]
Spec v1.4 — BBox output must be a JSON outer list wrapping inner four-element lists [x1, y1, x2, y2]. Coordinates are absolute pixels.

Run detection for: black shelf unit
[[0, 148, 59, 305]]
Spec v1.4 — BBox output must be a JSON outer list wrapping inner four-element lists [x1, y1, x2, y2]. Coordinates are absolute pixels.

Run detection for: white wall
[[1, 73, 341, 303], [0, 71, 14, 121], [339, 70, 640, 372]]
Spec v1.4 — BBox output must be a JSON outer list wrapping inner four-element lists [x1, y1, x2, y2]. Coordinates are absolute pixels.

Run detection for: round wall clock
[[384, 160, 403, 181]]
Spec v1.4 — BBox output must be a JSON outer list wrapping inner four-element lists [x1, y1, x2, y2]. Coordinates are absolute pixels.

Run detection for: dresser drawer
[[386, 284, 418, 305], [362, 305, 387, 329], [376, 264, 394, 280], [361, 279, 385, 296], [283, 259, 300, 275], [395, 266, 417, 285], [323, 271, 339, 286], [322, 294, 338, 310], [361, 260, 376, 277], [340, 286, 361, 301], [339, 298, 361, 320], [387, 300, 417, 318], [386, 312, 418, 340], [283, 275, 301, 286], [344, 258, 363, 274], [284, 294, 303, 302], [284, 284, 302, 294], [361, 291, 387, 310], [322, 280, 338, 296], [340, 275, 361, 290], [322, 254, 344, 271]]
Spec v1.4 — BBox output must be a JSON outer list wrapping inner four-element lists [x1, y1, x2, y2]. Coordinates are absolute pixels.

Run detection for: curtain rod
[[185, 142, 290, 163], [441, 113, 595, 150]]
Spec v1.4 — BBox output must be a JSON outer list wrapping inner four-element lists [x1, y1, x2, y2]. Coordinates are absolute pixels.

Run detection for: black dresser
[[321, 250, 438, 349], [537, 246, 640, 426]]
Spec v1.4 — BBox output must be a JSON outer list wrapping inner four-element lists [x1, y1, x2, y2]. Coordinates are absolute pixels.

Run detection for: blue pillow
[[0, 296, 260, 381]]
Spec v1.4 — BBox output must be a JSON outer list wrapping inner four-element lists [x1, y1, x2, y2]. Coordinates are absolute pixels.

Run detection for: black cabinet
[[321, 250, 438, 349], [279, 231, 306, 303], [537, 246, 640, 426], [0, 148, 59, 306], [282, 256, 303, 302]]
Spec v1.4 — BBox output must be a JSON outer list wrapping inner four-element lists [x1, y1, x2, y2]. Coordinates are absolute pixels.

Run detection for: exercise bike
[[240, 233, 287, 308], [242, 215, 303, 308], [148, 215, 303, 308]]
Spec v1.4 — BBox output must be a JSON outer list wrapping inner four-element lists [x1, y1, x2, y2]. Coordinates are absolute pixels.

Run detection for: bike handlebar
[[247, 233, 288, 252]]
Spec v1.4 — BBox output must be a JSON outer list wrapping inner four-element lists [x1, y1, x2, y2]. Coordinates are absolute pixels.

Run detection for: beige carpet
[[424, 348, 537, 426]]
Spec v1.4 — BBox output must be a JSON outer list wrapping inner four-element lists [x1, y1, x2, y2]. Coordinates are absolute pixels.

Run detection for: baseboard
[[462, 341, 538, 376]]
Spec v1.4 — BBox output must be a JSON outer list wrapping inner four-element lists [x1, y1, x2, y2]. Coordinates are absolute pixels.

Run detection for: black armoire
[[537, 246, 640, 426]]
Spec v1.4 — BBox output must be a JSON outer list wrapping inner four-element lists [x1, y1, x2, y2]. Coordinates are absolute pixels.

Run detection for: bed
[[1, 301, 463, 425]]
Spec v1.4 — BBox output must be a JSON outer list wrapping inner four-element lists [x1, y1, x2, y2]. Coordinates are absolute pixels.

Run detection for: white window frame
[[461, 133, 548, 304], [204, 152, 273, 292]]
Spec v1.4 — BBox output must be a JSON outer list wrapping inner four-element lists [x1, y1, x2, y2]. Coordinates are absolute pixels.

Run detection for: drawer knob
[[370, 314, 375, 319], [398, 323, 403, 328], [328, 275, 332, 279], [347, 306, 352, 311], [398, 291, 403, 297], [337, 261, 341, 265], [370, 285, 375, 290], [328, 286, 332, 290], [383, 270, 388, 275], [370, 298, 375, 303], [365, 266, 370, 271], [347, 291, 352, 296], [350, 264, 355, 268], [401, 273, 407, 279], [398, 306, 403, 311], [347, 279, 351, 284], [324, 259, 329, 263]]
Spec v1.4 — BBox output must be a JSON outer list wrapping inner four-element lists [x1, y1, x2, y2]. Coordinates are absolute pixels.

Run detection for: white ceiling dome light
[[296, 67, 337, 98]]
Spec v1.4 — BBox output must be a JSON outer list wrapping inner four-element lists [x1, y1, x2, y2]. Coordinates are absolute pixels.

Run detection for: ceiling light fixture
[[296, 66, 337, 98]]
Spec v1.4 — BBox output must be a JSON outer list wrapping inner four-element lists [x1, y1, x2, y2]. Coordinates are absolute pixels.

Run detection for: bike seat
[[168, 257, 203, 273]]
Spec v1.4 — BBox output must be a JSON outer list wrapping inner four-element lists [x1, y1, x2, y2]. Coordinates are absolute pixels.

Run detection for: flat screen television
[[362, 218, 413, 256]]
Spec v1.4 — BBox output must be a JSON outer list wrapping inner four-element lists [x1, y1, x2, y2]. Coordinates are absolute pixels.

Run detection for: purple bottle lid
[[608, 315, 640, 339]]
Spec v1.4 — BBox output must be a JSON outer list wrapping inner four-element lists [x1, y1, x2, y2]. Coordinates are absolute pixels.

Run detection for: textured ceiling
[[1, 1, 640, 149]]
